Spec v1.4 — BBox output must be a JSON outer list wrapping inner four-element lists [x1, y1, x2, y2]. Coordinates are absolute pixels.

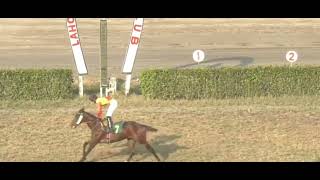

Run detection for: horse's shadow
[[89, 134, 188, 162], [172, 56, 254, 69]]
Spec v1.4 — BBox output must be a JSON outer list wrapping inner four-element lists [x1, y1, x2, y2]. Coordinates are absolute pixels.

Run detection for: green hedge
[[140, 66, 320, 100], [0, 69, 74, 100]]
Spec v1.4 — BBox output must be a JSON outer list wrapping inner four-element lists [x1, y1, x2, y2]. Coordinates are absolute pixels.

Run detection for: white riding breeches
[[106, 99, 118, 117]]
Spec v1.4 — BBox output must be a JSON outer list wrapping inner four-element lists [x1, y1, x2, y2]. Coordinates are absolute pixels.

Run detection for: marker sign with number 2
[[286, 51, 298, 63]]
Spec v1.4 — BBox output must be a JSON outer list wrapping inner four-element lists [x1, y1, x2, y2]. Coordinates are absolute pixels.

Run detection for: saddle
[[104, 121, 125, 134], [104, 121, 125, 143]]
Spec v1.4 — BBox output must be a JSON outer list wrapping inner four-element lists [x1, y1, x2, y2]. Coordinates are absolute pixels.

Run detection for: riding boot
[[101, 118, 108, 131], [106, 116, 114, 133]]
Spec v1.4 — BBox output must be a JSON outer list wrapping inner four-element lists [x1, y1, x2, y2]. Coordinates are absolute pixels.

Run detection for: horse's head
[[71, 107, 87, 128]]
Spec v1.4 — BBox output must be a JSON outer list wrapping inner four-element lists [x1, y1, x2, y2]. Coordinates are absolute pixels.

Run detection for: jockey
[[89, 92, 118, 133]]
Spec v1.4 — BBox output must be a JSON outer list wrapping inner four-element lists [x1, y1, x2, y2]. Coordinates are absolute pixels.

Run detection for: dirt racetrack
[[1, 18, 320, 82]]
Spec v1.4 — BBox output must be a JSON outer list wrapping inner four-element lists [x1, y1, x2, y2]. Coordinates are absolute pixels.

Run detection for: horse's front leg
[[83, 141, 89, 156], [79, 138, 100, 162], [79, 141, 90, 162]]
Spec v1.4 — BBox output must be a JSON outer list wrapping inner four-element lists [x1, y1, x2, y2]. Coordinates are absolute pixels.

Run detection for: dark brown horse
[[70, 107, 161, 162]]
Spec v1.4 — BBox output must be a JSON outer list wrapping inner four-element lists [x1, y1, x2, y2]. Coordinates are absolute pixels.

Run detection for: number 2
[[289, 53, 295, 60]]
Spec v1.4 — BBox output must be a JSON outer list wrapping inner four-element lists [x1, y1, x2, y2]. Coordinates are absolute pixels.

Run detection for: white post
[[107, 77, 117, 95], [79, 76, 84, 97], [100, 86, 103, 97], [125, 74, 132, 96], [112, 77, 117, 93]]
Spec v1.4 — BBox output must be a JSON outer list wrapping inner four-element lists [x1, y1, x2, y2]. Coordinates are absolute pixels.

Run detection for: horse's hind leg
[[145, 142, 161, 162], [126, 139, 136, 162]]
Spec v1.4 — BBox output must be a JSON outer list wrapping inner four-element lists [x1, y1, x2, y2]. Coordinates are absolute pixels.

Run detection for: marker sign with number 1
[[193, 50, 205, 63]]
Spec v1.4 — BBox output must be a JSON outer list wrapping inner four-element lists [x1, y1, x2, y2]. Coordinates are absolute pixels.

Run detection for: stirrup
[[105, 127, 113, 133]]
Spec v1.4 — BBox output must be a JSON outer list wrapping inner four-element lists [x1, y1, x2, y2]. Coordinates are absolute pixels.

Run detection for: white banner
[[66, 18, 88, 75], [122, 18, 144, 74]]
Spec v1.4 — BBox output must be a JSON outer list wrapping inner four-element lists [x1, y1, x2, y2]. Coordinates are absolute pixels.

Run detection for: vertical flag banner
[[122, 18, 144, 74], [66, 18, 88, 75], [122, 18, 144, 95]]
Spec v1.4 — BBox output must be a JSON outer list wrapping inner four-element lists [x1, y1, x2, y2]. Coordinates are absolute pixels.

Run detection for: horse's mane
[[83, 111, 101, 121]]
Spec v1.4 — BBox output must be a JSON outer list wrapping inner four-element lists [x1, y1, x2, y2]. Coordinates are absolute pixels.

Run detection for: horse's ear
[[79, 107, 85, 112]]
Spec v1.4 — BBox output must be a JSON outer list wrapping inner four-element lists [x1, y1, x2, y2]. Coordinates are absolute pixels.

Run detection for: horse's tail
[[141, 124, 158, 132]]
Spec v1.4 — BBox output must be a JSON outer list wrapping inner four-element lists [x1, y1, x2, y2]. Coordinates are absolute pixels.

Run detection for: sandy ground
[[1, 96, 320, 162], [1, 18, 320, 82]]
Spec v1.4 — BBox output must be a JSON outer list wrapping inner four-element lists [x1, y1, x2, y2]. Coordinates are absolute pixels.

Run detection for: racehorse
[[70, 107, 161, 162]]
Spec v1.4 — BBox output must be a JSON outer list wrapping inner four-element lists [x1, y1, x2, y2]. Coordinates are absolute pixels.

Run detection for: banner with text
[[66, 18, 88, 75]]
